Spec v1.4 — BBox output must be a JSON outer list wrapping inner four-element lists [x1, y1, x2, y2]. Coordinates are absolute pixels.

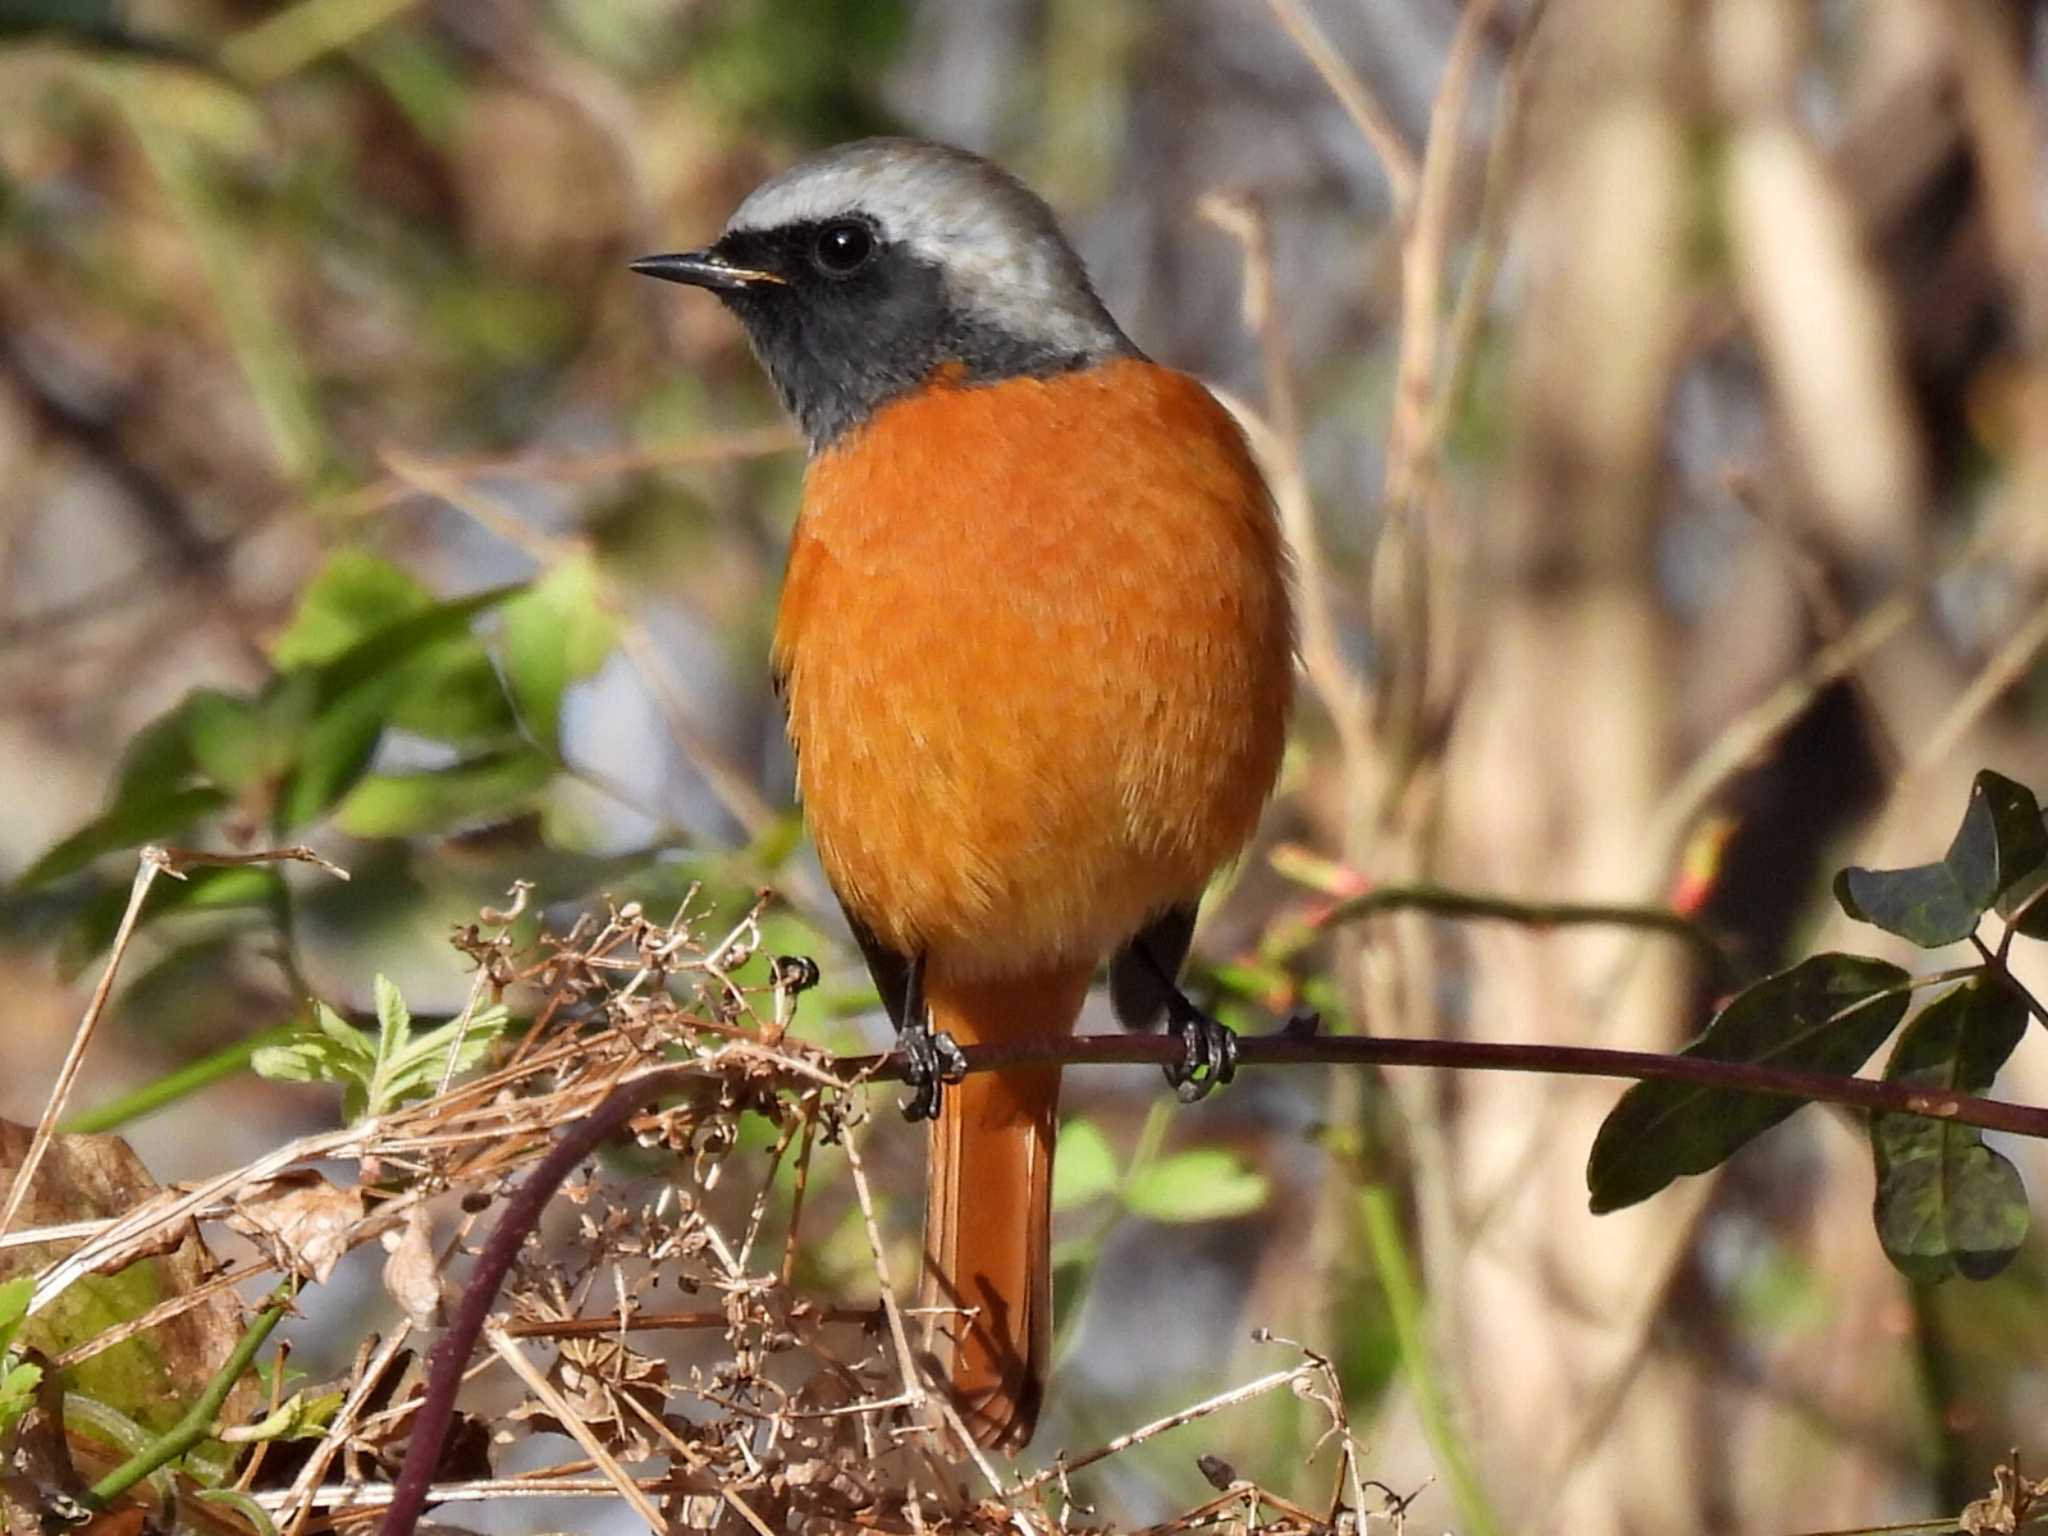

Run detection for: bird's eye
[[811, 220, 877, 277]]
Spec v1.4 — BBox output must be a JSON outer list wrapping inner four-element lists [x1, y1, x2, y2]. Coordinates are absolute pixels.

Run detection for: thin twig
[[1320, 881, 1733, 974], [1011, 1362, 1315, 1493], [155, 844, 351, 881], [1262, 0, 1419, 208], [1201, 202, 1373, 774], [486, 1326, 668, 1534], [0, 847, 172, 1239], [1384, 0, 1499, 505], [277, 1326, 416, 1536]]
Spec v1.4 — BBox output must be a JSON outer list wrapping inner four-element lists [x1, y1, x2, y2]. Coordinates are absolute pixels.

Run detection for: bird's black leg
[[1134, 943, 1238, 1104], [894, 952, 967, 1122]]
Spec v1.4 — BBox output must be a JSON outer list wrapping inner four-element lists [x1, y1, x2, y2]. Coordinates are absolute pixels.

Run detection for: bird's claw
[[1164, 998, 1238, 1103], [897, 1020, 968, 1122]]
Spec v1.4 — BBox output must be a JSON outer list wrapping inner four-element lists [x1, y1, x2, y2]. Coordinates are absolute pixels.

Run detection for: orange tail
[[919, 964, 1092, 1450]]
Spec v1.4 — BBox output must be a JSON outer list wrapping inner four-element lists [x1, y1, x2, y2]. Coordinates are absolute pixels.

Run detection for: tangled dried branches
[[8, 888, 1393, 1536]]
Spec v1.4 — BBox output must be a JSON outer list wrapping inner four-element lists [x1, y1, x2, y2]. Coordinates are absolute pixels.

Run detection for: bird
[[632, 137, 1294, 1451]]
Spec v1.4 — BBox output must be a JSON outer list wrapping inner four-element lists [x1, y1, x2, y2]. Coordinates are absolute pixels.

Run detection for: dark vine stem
[[378, 1076, 665, 1536], [378, 1017, 2048, 1536]]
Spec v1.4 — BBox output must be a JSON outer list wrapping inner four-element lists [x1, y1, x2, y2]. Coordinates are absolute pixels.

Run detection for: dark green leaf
[[58, 866, 285, 974], [1836, 770, 2048, 947], [1588, 953, 1912, 1214], [1871, 979, 2031, 1282], [184, 683, 309, 795], [302, 583, 523, 708], [17, 786, 229, 890], [334, 749, 555, 838], [272, 584, 524, 831], [276, 554, 515, 745], [108, 698, 205, 803], [385, 640, 518, 745], [272, 696, 385, 834]]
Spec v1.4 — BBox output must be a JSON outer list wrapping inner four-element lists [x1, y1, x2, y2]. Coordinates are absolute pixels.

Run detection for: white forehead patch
[[727, 138, 1127, 359]]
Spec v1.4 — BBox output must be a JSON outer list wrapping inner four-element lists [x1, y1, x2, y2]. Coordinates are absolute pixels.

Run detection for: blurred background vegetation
[[4, 0, 2048, 1531]]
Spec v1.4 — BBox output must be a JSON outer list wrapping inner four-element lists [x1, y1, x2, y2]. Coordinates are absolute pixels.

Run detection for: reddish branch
[[858, 1031, 2048, 1138], [378, 1028, 2048, 1536]]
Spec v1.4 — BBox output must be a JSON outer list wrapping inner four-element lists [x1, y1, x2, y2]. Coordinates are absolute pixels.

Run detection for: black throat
[[708, 222, 1132, 451]]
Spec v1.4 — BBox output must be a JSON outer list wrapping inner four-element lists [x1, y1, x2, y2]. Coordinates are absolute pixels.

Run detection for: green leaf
[[1871, 979, 2031, 1283], [16, 785, 229, 889], [303, 583, 523, 707], [499, 556, 618, 749], [333, 748, 554, 838], [248, 1039, 337, 1085], [271, 695, 384, 833], [275, 552, 516, 747], [270, 551, 435, 668], [1122, 1147, 1270, 1224], [1051, 1118, 1117, 1211], [253, 1003, 373, 1103], [386, 639, 518, 745], [109, 698, 205, 803], [1588, 953, 1913, 1214], [1836, 770, 2048, 948], [0, 1273, 32, 1343], [183, 684, 306, 795], [271, 583, 522, 832]]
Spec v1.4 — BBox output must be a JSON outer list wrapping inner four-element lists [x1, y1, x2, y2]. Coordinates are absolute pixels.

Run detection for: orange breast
[[772, 356, 1294, 981]]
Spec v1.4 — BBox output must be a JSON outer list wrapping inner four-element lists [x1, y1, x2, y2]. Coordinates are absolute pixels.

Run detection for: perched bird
[[633, 138, 1294, 1449]]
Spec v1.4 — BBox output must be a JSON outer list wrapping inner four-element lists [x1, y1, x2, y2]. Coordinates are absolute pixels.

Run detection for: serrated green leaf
[[334, 748, 554, 838], [256, 987, 506, 1122], [314, 1002, 375, 1059], [499, 555, 618, 749], [374, 1003, 509, 1109], [248, 1041, 334, 1084], [1872, 979, 2031, 1282], [1588, 953, 1912, 1214], [373, 974, 411, 1061], [1836, 770, 2048, 948], [1051, 1118, 1117, 1211], [1122, 1147, 1270, 1223]]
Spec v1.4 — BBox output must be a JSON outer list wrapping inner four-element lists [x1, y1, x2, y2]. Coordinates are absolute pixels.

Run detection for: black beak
[[629, 249, 785, 291]]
